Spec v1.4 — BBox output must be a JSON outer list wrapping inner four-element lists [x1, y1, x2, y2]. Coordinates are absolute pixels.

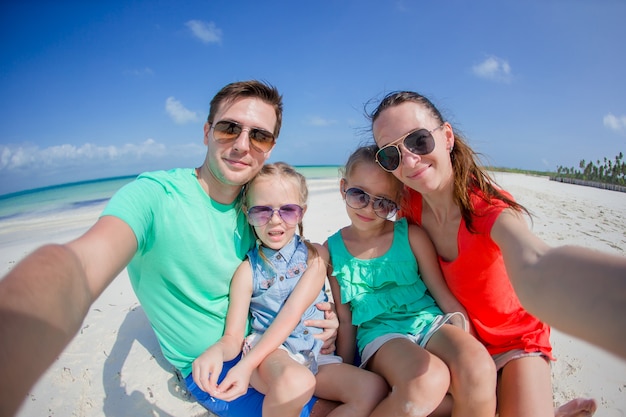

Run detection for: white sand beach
[[1, 172, 625, 417]]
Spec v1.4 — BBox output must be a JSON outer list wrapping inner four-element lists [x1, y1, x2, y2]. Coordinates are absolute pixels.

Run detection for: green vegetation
[[487, 151, 626, 187], [486, 166, 555, 177], [555, 152, 626, 186]]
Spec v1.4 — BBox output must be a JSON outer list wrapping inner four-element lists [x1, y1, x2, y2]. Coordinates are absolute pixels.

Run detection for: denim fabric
[[247, 235, 326, 366]]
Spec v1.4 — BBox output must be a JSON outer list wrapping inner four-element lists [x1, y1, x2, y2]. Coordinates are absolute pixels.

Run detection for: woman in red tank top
[[368, 90, 606, 417]]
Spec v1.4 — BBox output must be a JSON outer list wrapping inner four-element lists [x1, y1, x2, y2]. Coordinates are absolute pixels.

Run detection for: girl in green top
[[325, 145, 496, 417]]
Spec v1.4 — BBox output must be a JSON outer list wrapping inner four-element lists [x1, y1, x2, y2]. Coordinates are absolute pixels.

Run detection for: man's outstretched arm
[[0, 216, 137, 417]]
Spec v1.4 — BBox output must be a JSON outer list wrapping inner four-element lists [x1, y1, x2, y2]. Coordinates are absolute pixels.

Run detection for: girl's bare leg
[[497, 356, 553, 417], [252, 350, 316, 417], [427, 394, 452, 417], [310, 399, 341, 417], [366, 338, 450, 417], [426, 324, 497, 416], [314, 362, 388, 416]]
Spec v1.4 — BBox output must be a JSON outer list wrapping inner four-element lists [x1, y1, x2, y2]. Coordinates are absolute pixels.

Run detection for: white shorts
[[243, 332, 342, 374], [360, 312, 468, 368], [492, 349, 549, 371]]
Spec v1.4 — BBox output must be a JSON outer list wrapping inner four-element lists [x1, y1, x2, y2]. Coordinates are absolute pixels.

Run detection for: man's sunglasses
[[343, 187, 398, 220], [375, 124, 444, 172], [246, 204, 303, 227], [211, 120, 276, 153]]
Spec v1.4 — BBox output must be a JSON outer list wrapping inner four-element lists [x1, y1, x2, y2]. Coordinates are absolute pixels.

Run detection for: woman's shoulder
[[468, 187, 515, 234]]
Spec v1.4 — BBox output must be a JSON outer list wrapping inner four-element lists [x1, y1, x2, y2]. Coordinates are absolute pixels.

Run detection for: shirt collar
[[258, 234, 301, 263]]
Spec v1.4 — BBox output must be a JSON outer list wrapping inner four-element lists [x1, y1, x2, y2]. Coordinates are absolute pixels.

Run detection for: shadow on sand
[[101, 306, 210, 416]]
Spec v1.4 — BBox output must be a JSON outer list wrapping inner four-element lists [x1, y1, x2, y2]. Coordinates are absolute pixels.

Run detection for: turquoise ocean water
[[0, 166, 341, 221]]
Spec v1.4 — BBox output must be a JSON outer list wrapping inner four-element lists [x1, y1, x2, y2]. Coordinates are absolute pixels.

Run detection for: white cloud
[[0, 140, 207, 195], [124, 67, 154, 76], [165, 97, 200, 124], [185, 20, 222, 44], [603, 113, 626, 133], [307, 116, 336, 127], [0, 140, 203, 172], [394, 0, 409, 12], [472, 56, 512, 83]]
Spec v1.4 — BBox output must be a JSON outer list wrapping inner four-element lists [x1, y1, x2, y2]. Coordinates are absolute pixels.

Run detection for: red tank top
[[401, 187, 553, 358]]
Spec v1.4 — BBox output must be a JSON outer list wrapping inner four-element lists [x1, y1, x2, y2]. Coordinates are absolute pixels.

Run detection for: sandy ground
[[1, 172, 625, 416]]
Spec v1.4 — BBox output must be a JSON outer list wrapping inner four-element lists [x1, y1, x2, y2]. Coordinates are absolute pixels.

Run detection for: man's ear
[[203, 122, 211, 146]]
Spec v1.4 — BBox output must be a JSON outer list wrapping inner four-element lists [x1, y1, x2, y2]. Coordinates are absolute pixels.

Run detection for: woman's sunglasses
[[375, 124, 444, 172], [343, 187, 398, 220], [246, 204, 303, 226], [211, 120, 276, 153]]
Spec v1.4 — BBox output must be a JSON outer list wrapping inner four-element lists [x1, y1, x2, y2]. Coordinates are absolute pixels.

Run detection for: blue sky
[[1, 0, 625, 196]]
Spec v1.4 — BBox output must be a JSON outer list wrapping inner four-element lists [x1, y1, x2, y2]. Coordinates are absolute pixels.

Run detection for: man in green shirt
[[0, 80, 338, 417]]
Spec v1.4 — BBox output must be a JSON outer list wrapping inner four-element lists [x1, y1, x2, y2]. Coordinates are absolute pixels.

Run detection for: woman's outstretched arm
[[492, 209, 626, 360]]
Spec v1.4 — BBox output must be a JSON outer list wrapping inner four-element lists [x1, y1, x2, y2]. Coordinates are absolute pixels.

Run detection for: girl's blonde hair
[[242, 162, 318, 260]]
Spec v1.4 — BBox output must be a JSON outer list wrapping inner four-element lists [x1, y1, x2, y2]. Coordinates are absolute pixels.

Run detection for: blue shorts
[[185, 353, 316, 417]]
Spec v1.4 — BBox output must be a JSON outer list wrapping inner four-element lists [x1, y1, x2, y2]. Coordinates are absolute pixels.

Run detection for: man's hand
[[305, 301, 338, 354]]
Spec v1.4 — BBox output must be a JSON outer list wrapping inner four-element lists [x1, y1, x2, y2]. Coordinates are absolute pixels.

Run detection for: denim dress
[[247, 235, 326, 372]]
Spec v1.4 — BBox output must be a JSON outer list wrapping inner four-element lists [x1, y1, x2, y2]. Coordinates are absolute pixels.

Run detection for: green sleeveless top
[[327, 218, 442, 353]]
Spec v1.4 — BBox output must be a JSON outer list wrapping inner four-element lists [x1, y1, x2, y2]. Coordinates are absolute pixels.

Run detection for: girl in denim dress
[[192, 162, 387, 417]]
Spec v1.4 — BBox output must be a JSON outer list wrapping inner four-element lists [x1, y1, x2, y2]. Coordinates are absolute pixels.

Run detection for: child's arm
[[324, 240, 358, 364], [215, 243, 328, 400], [192, 260, 253, 395], [328, 274, 357, 364], [302, 246, 338, 354], [407, 224, 470, 324]]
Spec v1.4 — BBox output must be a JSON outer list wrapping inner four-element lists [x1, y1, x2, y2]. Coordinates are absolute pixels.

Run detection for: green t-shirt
[[101, 168, 254, 377]]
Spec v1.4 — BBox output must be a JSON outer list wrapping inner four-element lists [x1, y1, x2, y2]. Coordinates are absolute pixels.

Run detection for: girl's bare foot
[[554, 398, 597, 417]]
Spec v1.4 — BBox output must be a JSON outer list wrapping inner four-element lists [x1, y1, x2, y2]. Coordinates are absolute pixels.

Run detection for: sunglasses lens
[[376, 147, 401, 171], [372, 198, 399, 219], [213, 121, 241, 141], [405, 129, 435, 155], [278, 204, 303, 225], [249, 130, 275, 152], [247, 206, 273, 226], [345, 188, 370, 209]]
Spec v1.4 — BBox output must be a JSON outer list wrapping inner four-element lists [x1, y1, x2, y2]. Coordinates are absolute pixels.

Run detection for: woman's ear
[[443, 122, 455, 152]]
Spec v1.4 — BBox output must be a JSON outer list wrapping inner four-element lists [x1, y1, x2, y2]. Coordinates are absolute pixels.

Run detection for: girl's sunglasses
[[246, 204, 303, 226], [375, 124, 444, 172], [343, 187, 398, 220], [211, 120, 276, 153]]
